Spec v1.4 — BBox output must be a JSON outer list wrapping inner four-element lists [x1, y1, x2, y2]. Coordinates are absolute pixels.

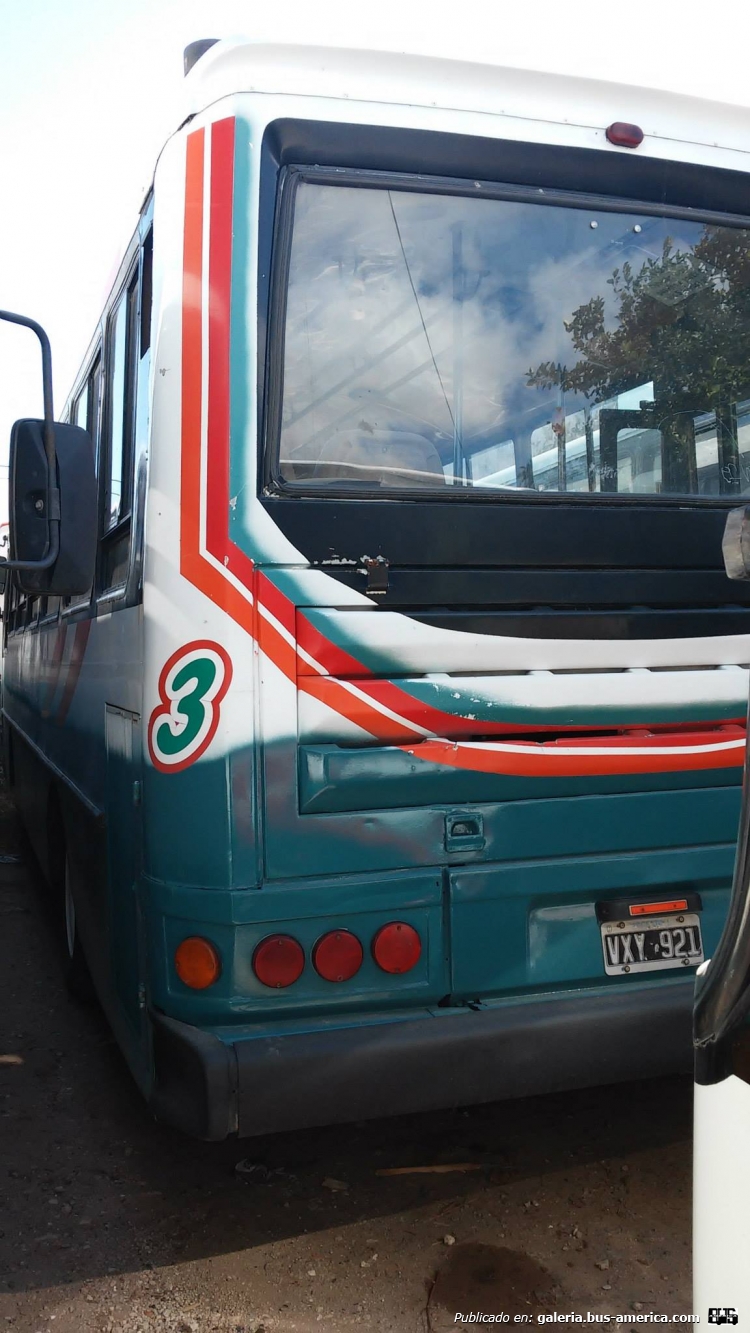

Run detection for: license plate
[[600, 912, 704, 976]]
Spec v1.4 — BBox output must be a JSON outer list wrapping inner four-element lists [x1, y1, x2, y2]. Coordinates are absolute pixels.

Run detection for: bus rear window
[[275, 175, 750, 499]]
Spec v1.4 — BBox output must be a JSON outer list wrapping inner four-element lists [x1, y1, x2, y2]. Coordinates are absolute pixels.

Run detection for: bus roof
[[184, 38, 750, 161]]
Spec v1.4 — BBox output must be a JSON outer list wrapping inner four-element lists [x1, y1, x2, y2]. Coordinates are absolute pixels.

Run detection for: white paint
[[694, 1075, 750, 1317], [186, 39, 750, 163], [298, 665, 749, 740], [303, 610, 750, 675]]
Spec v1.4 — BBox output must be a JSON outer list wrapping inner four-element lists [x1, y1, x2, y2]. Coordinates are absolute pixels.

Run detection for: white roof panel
[[184, 39, 750, 160]]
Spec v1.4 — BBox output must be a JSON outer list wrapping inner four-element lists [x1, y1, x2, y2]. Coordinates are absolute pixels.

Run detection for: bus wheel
[[62, 855, 94, 1003]]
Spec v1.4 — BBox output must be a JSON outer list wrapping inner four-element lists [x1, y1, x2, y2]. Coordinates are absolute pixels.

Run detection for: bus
[[4, 39, 750, 1139]]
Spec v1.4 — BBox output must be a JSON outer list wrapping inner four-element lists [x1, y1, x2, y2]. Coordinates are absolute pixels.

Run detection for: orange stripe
[[296, 611, 372, 677], [206, 118, 235, 563], [299, 675, 423, 742], [258, 571, 296, 638], [179, 122, 261, 639], [180, 128, 205, 580], [257, 613, 298, 682]]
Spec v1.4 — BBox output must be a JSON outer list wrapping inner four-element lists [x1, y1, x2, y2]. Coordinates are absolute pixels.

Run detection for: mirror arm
[[0, 309, 60, 571]]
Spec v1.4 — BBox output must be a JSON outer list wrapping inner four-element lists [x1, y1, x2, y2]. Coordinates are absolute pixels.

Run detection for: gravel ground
[[0, 810, 693, 1333]]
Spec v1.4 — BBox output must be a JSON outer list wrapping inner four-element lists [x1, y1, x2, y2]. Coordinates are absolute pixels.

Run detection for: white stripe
[[334, 678, 433, 736], [258, 599, 297, 650], [423, 737, 745, 758], [199, 542, 256, 604], [296, 642, 328, 674]]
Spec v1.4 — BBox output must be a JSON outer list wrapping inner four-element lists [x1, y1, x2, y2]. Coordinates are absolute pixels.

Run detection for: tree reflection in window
[[277, 180, 750, 497]]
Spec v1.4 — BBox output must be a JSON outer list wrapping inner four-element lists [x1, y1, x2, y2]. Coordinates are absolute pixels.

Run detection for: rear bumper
[[150, 980, 694, 1140]]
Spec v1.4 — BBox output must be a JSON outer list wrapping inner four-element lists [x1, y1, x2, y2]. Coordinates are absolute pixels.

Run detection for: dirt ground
[[0, 810, 694, 1333]]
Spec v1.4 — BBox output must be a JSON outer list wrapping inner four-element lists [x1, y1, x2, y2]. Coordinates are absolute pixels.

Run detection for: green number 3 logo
[[148, 641, 233, 773]]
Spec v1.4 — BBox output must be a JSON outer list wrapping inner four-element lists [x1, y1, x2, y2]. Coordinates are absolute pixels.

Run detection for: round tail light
[[175, 936, 221, 990], [313, 930, 363, 982], [372, 922, 421, 974], [253, 934, 305, 988]]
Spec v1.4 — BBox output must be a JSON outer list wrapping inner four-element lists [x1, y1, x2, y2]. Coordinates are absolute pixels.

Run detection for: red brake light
[[372, 922, 421, 974], [630, 899, 688, 917], [605, 122, 644, 149], [313, 930, 363, 982], [253, 934, 305, 988]]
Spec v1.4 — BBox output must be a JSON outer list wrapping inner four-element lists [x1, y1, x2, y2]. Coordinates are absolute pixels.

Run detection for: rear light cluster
[[254, 921, 421, 989], [174, 921, 421, 991]]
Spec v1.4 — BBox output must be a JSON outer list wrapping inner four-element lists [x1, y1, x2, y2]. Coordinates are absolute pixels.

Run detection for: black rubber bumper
[[150, 980, 694, 1140]]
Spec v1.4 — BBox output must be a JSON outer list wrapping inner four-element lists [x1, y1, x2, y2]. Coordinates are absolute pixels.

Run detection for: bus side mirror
[[0, 308, 97, 597], [722, 506, 750, 582], [9, 419, 97, 596]]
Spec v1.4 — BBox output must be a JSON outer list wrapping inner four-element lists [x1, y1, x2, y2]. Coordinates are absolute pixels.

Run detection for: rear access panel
[[448, 843, 734, 1000]]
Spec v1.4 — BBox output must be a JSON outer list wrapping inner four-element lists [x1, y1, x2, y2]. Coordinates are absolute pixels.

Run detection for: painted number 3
[[148, 641, 233, 774]]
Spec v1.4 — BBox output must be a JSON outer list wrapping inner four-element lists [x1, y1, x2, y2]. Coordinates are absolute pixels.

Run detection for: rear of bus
[[142, 42, 750, 1138]]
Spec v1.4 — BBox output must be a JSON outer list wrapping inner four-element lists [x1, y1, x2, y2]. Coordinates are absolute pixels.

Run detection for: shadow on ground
[[0, 804, 693, 1322]]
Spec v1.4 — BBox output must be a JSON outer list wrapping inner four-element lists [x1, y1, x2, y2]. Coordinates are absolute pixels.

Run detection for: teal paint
[[228, 744, 260, 888], [299, 742, 741, 813], [146, 865, 443, 922], [449, 844, 732, 999], [300, 609, 403, 676], [391, 676, 747, 726], [106, 706, 145, 1039], [143, 759, 232, 888]]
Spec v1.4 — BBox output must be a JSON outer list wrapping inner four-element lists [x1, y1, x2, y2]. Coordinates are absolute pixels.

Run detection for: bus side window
[[140, 227, 152, 357], [63, 352, 102, 613], [467, 440, 519, 489], [5, 575, 19, 636], [100, 268, 138, 594], [74, 380, 89, 434]]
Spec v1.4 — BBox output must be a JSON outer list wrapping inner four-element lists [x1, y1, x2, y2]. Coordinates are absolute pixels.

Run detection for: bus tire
[[62, 853, 95, 1003], [46, 792, 91, 1000]]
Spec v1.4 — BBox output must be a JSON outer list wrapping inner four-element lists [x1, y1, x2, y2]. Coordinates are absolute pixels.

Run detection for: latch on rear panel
[[445, 809, 485, 853], [362, 555, 389, 596]]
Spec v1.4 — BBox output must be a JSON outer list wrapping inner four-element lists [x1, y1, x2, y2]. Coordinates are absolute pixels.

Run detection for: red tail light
[[313, 930, 363, 982], [372, 922, 421, 974], [253, 934, 305, 988]]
